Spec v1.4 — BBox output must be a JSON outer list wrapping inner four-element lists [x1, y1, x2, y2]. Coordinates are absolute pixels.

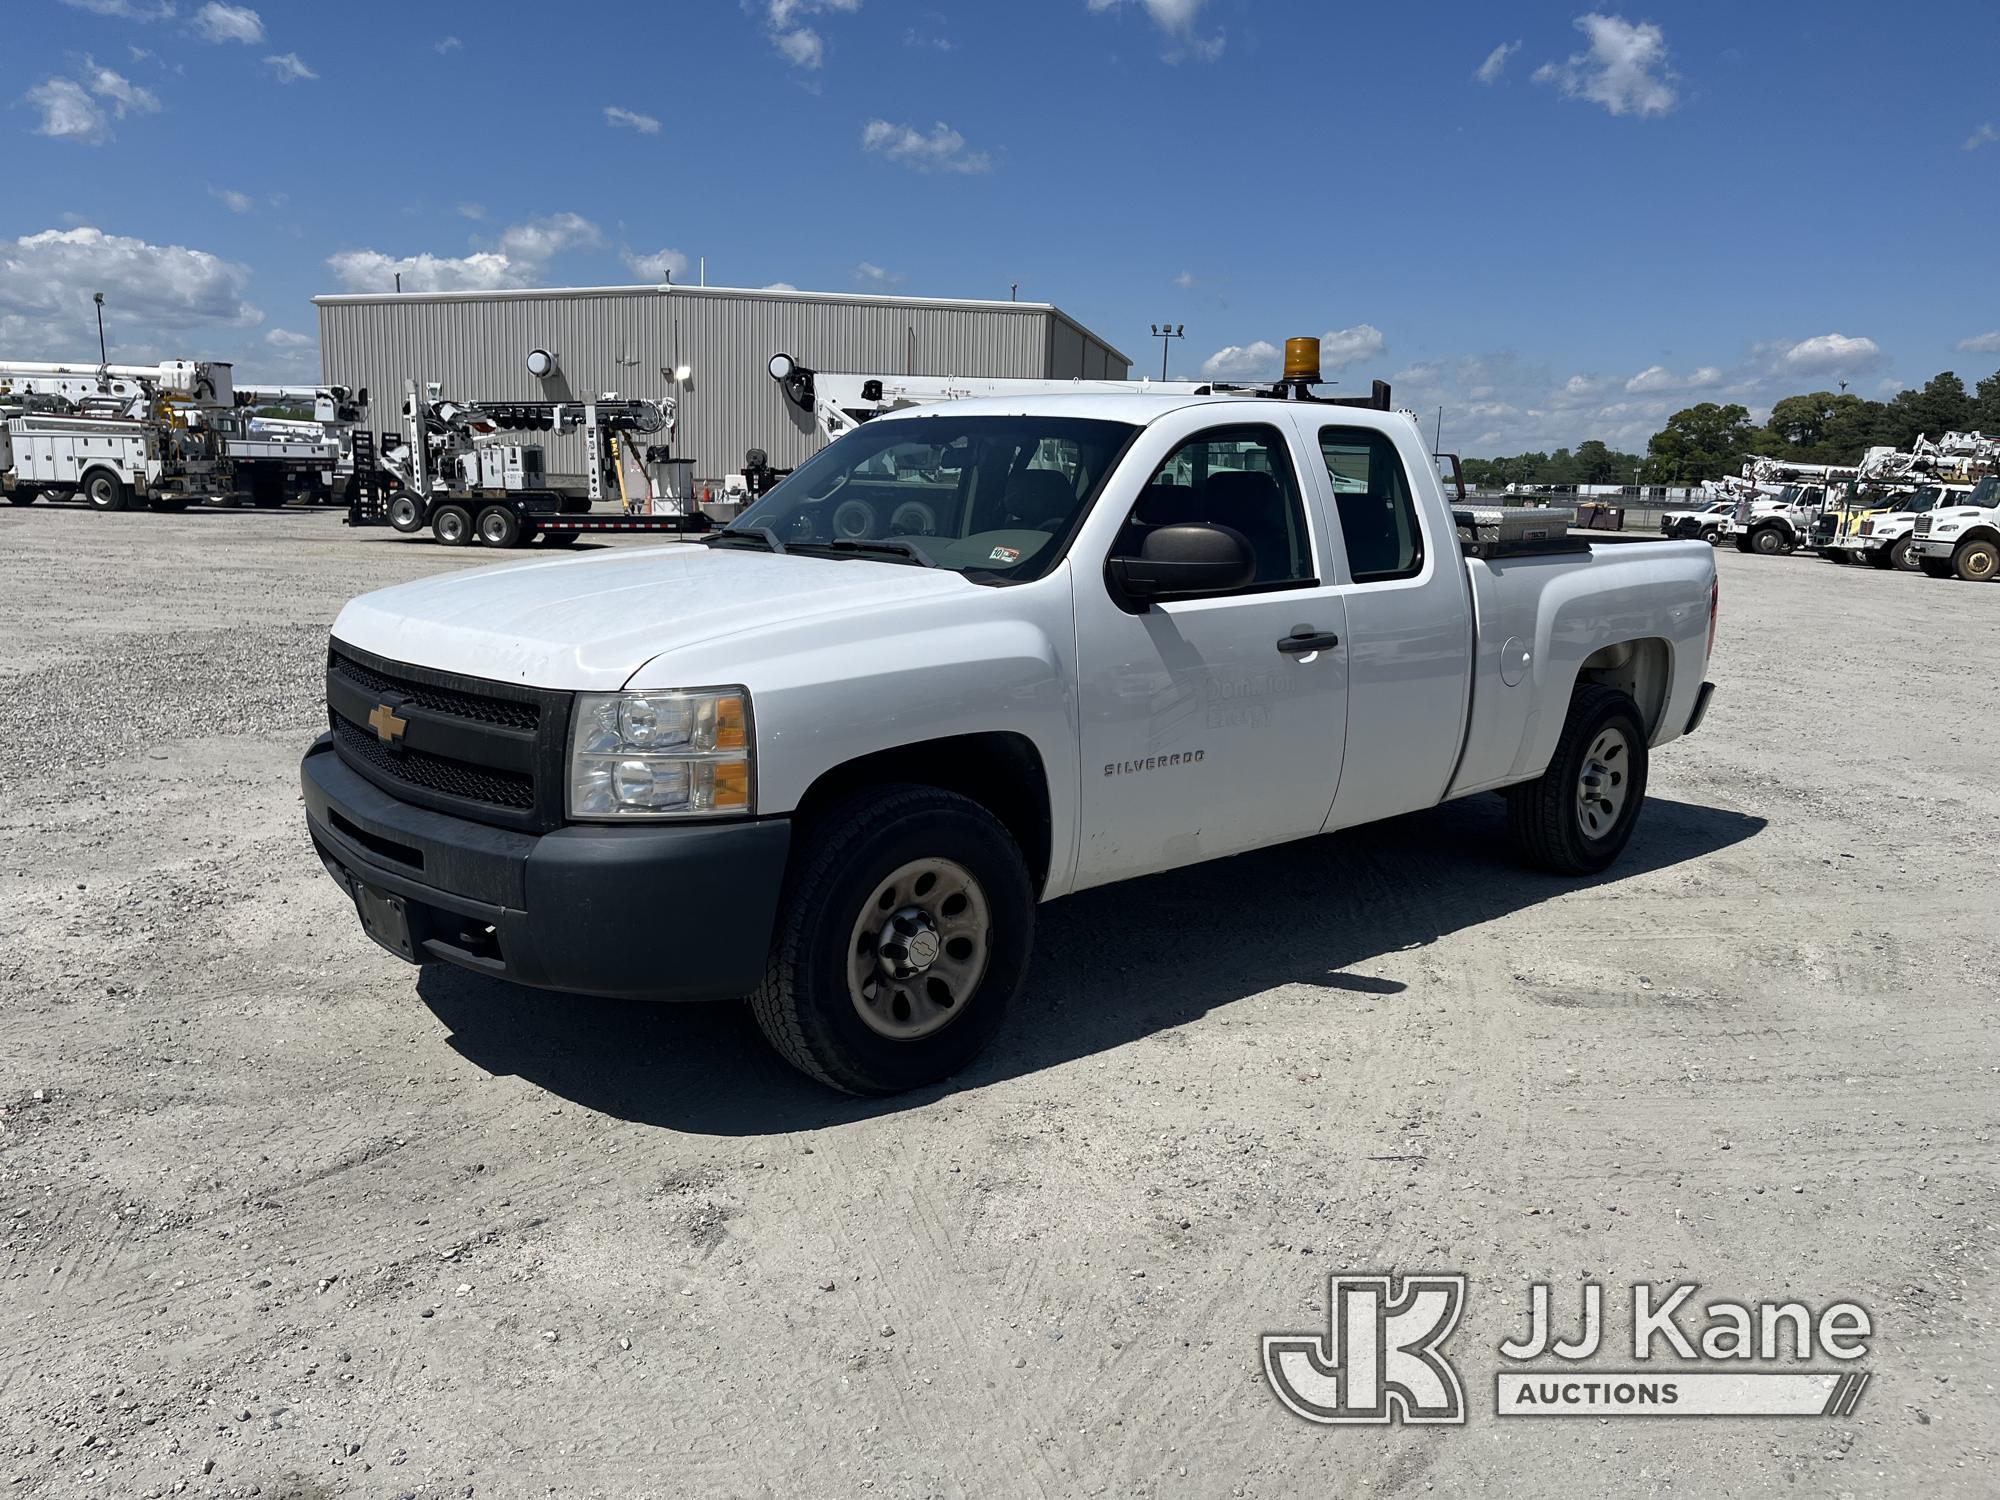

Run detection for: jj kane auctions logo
[[1263, 1274, 1873, 1424]]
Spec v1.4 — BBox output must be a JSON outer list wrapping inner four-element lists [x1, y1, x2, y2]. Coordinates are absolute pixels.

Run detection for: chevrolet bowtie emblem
[[367, 703, 408, 744]]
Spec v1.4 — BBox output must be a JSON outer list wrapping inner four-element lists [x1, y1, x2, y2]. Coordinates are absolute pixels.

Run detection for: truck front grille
[[332, 716, 534, 809], [325, 644, 569, 830]]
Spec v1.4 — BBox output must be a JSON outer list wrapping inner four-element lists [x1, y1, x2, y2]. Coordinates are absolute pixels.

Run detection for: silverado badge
[[367, 703, 409, 745]]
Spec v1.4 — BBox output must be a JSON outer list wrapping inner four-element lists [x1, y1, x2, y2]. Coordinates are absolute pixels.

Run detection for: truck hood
[[330, 543, 976, 689]]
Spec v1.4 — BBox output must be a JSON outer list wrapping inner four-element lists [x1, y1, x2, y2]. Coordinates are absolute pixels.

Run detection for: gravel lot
[[1, 500, 1994, 1499]]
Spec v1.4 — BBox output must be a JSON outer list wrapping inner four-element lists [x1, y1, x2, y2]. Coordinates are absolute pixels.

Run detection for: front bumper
[[302, 734, 790, 1002], [1910, 537, 1955, 559]]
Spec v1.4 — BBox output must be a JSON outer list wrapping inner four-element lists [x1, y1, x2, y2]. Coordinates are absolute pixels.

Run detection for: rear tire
[[1822, 548, 1850, 565], [432, 503, 473, 546], [147, 496, 189, 513], [539, 529, 582, 547], [1699, 526, 1721, 543], [83, 470, 129, 513], [1733, 533, 1755, 553], [7, 492, 38, 507], [750, 785, 1033, 1095], [1954, 539, 1999, 583], [1505, 685, 1650, 876], [475, 504, 522, 548]]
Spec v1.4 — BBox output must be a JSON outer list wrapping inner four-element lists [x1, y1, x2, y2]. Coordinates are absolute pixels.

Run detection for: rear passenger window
[[1320, 427, 1423, 582], [1115, 424, 1315, 588]]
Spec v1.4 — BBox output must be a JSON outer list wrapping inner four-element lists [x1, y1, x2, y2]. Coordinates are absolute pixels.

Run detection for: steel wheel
[[847, 857, 991, 1041], [1575, 725, 1631, 840], [388, 494, 425, 533]]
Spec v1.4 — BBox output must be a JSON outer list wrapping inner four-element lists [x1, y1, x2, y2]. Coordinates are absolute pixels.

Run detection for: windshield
[[1969, 476, 1999, 508], [1899, 485, 1943, 512], [720, 414, 1138, 581]]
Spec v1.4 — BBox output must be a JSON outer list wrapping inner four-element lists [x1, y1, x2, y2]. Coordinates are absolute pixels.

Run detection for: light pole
[[93, 292, 108, 366], [1150, 322, 1183, 381]]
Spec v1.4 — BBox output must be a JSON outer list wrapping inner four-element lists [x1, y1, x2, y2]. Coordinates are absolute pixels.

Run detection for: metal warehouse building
[[314, 284, 1131, 488]]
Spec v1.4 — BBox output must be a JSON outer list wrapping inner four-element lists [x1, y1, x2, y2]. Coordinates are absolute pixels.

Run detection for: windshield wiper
[[707, 525, 787, 554], [821, 537, 940, 568]]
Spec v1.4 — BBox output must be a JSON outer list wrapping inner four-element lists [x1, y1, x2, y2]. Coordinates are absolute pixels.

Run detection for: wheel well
[[793, 732, 1053, 894], [1576, 638, 1671, 742], [1957, 527, 2000, 548], [79, 464, 123, 490]]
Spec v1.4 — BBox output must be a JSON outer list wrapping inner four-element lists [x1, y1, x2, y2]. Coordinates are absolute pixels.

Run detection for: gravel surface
[[1, 501, 1994, 1498]]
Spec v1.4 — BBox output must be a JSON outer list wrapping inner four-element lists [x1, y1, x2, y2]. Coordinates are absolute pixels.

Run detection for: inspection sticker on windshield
[[988, 545, 1022, 564]]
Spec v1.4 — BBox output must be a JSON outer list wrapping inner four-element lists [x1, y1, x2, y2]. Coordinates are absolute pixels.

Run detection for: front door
[[1071, 412, 1349, 889]]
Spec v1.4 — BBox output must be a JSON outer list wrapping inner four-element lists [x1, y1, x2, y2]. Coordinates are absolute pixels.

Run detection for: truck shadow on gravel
[[416, 794, 1764, 1134]]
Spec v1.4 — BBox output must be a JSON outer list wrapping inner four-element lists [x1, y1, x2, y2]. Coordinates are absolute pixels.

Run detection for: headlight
[[568, 688, 752, 820], [1934, 523, 1962, 536]]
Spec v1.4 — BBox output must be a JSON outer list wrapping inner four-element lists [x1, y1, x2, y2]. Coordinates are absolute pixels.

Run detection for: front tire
[[432, 503, 473, 546], [388, 493, 426, 533], [1505, 685, 1650, 876], [1954, 539, 1999, 583], [751, 785, 1033, 1095], [1750, 525, 1788, 556], [1889, 537, 1919, 572], [1699, 526, 1721, 544]]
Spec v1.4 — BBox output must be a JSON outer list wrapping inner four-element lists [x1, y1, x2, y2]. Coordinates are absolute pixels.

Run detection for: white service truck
[[1908, 476, 2000, 581], [1, 358, 236, 510], [302, 381, 1719, 1093]]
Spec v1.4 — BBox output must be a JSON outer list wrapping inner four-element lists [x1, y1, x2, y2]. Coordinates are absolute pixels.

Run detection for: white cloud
[[1086, 0, 1225, 62], [860, 119, 992, 173], [1624, 363, 1722, 393], [854, 261, 907, 287], [192, 2, 262, 43], [1201, 340, 1280, 380], [1957, 330, 2000, 353], [210, 186, 253, 213], [1475, 40, 1520, 84], [1966, 123, 1999, 151], [1532, 13, 1677, 118], [904, 28, 952, 51], [1172, 270, 1196, 289], [763, 281, 799, 292], [1321, 323, 1388, 369], [0, 226, 261, 354], [264, 327, 312, 349], [435, 36, 462, 54], [263, 52, 314, 82], [761, 0, 859, 69], [327, 213, 603, 294], [456, 202, 485, 220], [60, 0, 176, 17], [624, 248, 688, 282], [25, 61, 160, 145], [604, 105, 661, 134], [1772, 333, 1883, 376]]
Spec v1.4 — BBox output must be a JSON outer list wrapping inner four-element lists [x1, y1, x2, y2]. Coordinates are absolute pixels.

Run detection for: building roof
[[311, 282, 1131, 365]]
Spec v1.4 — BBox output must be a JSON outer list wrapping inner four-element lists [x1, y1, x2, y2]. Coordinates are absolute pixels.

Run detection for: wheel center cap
[[876, 907, 941, 979]]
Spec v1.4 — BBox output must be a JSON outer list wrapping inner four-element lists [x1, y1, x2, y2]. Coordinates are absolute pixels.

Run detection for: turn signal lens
[[712, 695, 748, 751]]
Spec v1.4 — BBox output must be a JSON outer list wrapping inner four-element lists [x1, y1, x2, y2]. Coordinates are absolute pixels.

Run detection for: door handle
[[1277, 625, 1340, 655]]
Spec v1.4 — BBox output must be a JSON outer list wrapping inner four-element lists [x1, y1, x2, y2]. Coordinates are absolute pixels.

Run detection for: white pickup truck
[[302, 389, 1719, 1093]]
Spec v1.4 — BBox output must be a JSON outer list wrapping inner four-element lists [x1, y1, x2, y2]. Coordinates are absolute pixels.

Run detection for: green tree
[[1645, 403, 1757, 483], [1882, 372, 1974, 449], [1571, 439, 1620, 484], [1972, 370, 2000, 434]]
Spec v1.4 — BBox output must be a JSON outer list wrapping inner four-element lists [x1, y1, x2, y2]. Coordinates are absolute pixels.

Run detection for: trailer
[[350, 379, 710, 547]]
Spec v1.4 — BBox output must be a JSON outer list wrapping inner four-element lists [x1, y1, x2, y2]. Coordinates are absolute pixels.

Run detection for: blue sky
[[8, 0, 1999, 455]]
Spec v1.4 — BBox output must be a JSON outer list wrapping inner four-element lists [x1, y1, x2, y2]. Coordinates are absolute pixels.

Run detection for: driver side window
[[1112, 424, 1315, 589]]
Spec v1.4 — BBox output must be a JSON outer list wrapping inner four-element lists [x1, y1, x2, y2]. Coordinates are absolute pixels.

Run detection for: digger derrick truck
[[219, 384, 372, 508], [356, 379, 709, 548], [0, 358, 237, 511]]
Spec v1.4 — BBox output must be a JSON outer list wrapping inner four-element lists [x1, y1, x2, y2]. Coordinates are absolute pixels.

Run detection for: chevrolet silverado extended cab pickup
[[303, 388, 1719, 1093]]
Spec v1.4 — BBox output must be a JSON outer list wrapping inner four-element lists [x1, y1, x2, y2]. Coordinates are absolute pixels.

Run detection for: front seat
[[1205, 470, 1295, 582], [1000, 468, 1077, 532]]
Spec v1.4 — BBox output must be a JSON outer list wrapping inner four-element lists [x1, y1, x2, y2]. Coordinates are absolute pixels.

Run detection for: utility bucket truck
[[220, 385, 372, 508], [1, 359, 237, 510], [302, 335, 1720, 1095]]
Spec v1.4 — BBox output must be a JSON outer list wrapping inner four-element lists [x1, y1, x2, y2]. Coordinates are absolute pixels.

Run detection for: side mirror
[[1107, 522, 1255, 606]]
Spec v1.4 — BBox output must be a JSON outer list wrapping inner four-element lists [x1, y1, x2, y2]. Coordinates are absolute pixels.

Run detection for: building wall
[[316, 286, 1130, 487]]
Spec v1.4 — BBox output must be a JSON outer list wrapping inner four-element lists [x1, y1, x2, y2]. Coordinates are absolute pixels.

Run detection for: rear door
[[1307, 419, 1476, 830], [1071, 409, 1349, 888]]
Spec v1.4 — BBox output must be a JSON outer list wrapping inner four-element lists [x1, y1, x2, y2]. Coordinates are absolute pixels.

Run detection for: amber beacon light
[[1283, 337, 1323, 385]]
